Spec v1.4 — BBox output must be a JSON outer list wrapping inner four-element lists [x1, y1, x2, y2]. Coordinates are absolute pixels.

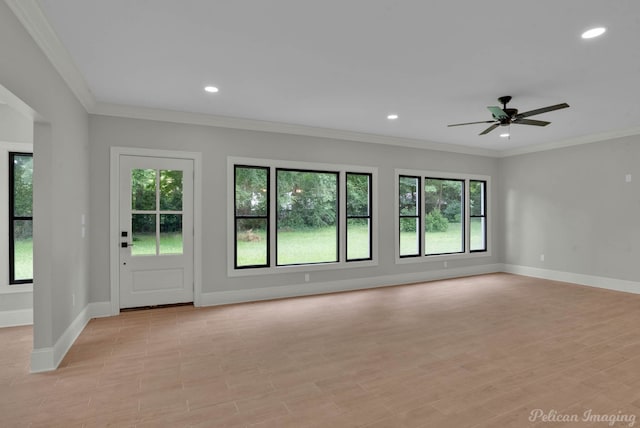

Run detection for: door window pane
[[425, 178, 464, 255], [132, 169, 156, 211], [132, 214, 156, 256], [160, 170, 183, 211], [160, 214, 183, 254], [276, 169, 338, 265]]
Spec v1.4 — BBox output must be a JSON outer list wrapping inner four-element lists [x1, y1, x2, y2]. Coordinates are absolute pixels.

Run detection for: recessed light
[[387, 114, 399, 120], [500, 133, 510, 138], [581, 27, 606, 39], [204, 86, 219, 93]]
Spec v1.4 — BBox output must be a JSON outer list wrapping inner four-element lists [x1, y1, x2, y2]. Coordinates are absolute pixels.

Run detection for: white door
[[119, 155, 194, 308]]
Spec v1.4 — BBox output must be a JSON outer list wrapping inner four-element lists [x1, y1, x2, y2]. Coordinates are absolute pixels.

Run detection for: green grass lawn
[[14, 238, 33, 281], [277, 227, 338, 265], [236, 228, 341, 266], [401, 220, 484, 255], [237, 221, 484, 266], [132, 233, 183, 255], [236, 225, 372, 266], [12, 222, 484, 279]]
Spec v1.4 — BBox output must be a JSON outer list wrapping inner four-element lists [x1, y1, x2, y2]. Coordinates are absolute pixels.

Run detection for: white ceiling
[[36, 0, 640, 153]]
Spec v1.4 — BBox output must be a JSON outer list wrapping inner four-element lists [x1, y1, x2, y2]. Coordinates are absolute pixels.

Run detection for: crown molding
[[92, 102, 499, 157], [497, 125, 640, 158], [4, 0, 96, 111], [8, 1, 637, 159]]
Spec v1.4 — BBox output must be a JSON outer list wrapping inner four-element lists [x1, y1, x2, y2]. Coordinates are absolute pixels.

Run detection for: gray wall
[[499, 135, 640, 282], [1, 1, 90, 348], [0, 104, 32, 143], [89, 114, 500, 302]]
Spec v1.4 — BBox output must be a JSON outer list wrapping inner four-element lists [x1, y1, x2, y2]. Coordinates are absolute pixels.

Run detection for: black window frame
[[9, 152, 33, 285], [469, 180, 487, 253], [346, 172, 373, 262], [399, 175, 422, 258], [424, 177, 466, 256], [233, 165, 270, 269], [275, 167, 340, 267]]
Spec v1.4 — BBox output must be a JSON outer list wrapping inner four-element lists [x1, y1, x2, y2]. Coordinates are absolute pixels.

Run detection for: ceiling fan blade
[[516, 103, 569, 119], [487, 106, 509, 119], [513, 118, 551, 127], [479, 123, 499, 135], [448, 120, 496, 127]]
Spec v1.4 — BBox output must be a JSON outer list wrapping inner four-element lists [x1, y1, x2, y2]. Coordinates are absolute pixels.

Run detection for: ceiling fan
[[448, 96, 570, 135]]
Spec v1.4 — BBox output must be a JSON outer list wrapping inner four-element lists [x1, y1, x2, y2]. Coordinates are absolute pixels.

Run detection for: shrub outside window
[[425, 178, 464, 255], [396, 171, 489, 262], [276, 169, 339, 266]]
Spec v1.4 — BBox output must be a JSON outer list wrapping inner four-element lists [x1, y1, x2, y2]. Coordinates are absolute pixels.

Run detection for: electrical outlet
[[626, 174, 632, 183], [540, 254, 545, 262], [444, 261, 448, 268], [304, 274, 310, 282]]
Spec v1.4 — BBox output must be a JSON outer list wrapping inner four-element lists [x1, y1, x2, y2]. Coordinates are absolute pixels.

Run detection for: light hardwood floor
[[2, 273, 640, 427]]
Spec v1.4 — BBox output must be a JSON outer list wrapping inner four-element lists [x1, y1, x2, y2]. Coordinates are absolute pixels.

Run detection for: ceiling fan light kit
[[448, 96, 570, 136]]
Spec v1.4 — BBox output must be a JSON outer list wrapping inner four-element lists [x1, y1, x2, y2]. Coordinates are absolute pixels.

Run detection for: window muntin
[[9, 152, 33, 284], [396, 170, 489, 262], [230, 159, 376, 273], [234, 166, 269, 268], [399, 175, 421, 257], [425, 178, 465, 255], [130, 168, 184, 257], [470, 180, 487, 252], [346, 173, 372, 261], [276, 169, 339, 266]]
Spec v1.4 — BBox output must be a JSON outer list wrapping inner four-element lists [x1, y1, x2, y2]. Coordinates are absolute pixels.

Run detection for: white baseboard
[[26, 264, 639, 373], [29, 301, 112, 373], [88, 301, 113, 318], [502, 264, 640, 294], [199, 264, 503, 307], [0, 308, 33, 327]]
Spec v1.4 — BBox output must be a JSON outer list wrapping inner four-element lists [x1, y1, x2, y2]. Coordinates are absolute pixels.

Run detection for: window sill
[[0, 284, 33, 294], [228, 259, 378, 278], [396, 251, 491, 265]]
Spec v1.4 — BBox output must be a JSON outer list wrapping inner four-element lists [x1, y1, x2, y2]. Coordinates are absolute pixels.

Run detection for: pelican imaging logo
[[529, 409, 636, 426]]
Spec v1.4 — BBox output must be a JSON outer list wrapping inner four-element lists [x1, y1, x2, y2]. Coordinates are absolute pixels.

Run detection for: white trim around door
[[109, 147, 203, 315]]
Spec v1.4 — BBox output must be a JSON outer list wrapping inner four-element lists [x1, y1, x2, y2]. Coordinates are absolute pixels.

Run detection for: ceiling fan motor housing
[[497, 108, 519, 125]]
